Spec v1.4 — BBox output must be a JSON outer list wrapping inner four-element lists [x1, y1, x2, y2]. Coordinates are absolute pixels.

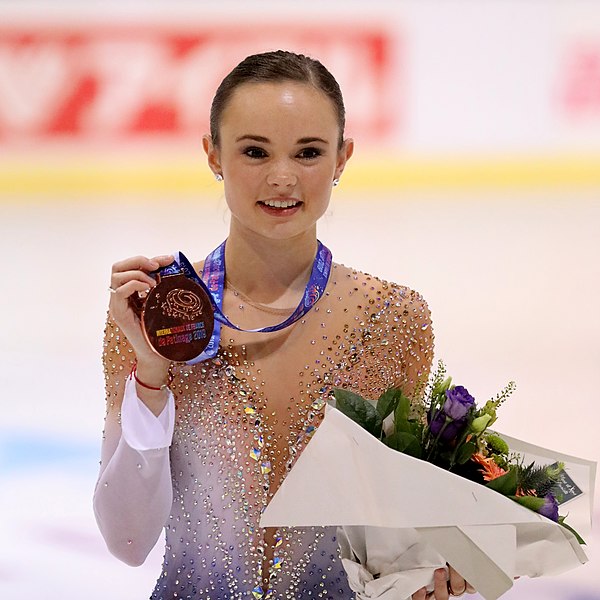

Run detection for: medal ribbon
[[158, 240, 332, 364]]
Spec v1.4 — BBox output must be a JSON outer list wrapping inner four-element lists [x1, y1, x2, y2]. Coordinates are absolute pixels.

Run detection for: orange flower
[[472, 453, 507, 482]]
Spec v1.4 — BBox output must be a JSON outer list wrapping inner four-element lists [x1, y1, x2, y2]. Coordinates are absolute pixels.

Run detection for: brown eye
[[297, 147, 322, 160], [243, 146, 268, 159]]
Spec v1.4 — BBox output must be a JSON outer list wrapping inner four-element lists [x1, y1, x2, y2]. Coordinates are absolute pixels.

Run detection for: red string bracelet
[[130, 361, 173, 391]]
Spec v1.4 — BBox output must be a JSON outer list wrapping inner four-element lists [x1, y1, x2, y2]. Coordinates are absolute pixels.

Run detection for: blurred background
[[0, 1, 598, 598]]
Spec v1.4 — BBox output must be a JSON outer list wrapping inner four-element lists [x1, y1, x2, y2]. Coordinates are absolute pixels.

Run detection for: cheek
[[301, 170, 334, 209], [225, 164, 261, 196], [306, 166, 334, 189]]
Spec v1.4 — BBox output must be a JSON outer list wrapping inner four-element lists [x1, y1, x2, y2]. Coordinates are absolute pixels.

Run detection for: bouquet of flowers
[[260, 363, 593, 600], [332, 362, 584, 544]]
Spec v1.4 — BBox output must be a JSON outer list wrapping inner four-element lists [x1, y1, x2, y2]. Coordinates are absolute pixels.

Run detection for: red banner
[[0, 25, 397, 144], [561, 42, 600, 116]]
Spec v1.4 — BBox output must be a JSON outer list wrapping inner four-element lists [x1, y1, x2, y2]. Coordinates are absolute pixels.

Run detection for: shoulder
[[326, 263, 433, 395], [329, 262, 431, 320]]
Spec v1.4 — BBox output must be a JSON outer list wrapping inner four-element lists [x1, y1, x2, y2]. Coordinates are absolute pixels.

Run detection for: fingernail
[[435, 568, 446, 576]]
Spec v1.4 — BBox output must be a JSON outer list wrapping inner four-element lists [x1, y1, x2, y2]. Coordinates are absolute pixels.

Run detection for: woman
[[95, 50, 472, 600]]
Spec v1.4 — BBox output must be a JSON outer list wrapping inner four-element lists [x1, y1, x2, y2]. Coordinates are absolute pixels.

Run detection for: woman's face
[[204, 81, 353, 242]]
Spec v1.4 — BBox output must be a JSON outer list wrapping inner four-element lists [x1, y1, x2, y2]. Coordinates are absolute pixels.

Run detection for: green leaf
[[558, 517, 586, 545], [394, 393, 411, 427], [377, 387, 401, 419], [510, 495, 546, 512], [485, 467, 519, 495], [383, 432, 422, 458], [455, 441, 477, 465], [395, 418, 414, 434], [333, 388, 382, 437]]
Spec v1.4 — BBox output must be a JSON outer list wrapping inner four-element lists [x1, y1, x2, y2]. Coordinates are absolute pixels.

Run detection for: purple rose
[[428, 386, 475, 443], [429, 411, 466, 442], [443, 386, 475, 420], [538, 493, 559, 522]]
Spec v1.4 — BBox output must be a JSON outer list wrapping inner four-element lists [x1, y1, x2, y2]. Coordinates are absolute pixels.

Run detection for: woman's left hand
[[411, 566, 476, 599]]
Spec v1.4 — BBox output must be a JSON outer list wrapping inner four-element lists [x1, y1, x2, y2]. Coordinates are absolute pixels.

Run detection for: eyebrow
[[235, 135, 330, 145]]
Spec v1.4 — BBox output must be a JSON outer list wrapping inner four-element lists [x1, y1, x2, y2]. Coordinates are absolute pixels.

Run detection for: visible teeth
[[263, 199, 299, 208]]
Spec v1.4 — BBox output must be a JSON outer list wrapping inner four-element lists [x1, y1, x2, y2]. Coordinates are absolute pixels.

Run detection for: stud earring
[[215, 173, 223, 182], [333, 178, 340, 187]]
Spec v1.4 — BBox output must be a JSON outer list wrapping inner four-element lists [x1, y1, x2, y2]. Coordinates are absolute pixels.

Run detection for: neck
[[224, 222, 318, 307]]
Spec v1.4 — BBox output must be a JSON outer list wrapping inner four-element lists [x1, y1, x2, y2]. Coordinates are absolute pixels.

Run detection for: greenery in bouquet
[[332, 361, 584, 544]]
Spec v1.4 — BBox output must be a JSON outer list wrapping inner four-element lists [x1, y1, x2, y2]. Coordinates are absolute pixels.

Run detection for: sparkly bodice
[[99, 263, 433, 600]]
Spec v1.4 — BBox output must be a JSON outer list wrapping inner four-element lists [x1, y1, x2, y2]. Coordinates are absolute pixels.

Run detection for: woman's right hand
[[109, 254, 174, 375], [412, 567, 476, 600]]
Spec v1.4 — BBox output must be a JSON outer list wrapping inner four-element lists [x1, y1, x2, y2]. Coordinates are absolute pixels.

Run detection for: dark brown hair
[[210, 50, 346, 148]]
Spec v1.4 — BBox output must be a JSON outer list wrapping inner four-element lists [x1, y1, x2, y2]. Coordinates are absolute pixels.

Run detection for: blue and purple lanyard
[[159, 240, 332, 364]]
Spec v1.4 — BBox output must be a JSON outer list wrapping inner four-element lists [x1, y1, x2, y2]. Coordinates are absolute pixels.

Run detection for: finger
[[412, 587, 427, 600], [111, 255, 163, 275], [150, 254, 175, 267], [448, 566, 469, 596], [111, 269, 158, 290], [465, 583, 476, 594], [434, 568, 449, 600], [109, 279, 153, 301]]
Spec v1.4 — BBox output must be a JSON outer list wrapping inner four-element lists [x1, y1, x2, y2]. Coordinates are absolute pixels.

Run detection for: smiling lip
[[259, 197, 302, 209], [257, 198, 303, 216]]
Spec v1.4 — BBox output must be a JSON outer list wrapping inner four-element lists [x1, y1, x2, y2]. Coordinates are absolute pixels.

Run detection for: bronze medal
[[140, 274, 215, 363]]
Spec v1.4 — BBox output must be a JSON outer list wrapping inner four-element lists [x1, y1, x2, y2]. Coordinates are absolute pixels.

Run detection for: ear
[[334, 138, 354, 181], [202, 134, 222, 177]]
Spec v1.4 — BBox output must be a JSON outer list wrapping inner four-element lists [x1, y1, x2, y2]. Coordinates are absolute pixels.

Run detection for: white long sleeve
[[121, 376, 175, 450], [93, 377, 175, 566]]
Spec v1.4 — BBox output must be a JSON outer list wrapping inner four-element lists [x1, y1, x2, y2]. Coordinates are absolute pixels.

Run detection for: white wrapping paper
[[260, 407, 594, 600]]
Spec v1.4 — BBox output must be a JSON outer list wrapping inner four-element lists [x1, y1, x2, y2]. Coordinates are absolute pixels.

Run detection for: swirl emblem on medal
[[161, 288, 204, 320]]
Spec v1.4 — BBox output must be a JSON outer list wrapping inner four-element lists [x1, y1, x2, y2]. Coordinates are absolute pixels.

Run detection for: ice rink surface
[[1, 190, 599, 599]]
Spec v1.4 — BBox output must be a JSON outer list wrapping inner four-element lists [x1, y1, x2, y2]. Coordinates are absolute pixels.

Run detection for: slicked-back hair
[[210, 50, 346, 149]]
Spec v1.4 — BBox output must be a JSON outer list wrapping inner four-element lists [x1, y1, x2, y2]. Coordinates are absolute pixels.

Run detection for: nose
[[266, 166, 297, 189]]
